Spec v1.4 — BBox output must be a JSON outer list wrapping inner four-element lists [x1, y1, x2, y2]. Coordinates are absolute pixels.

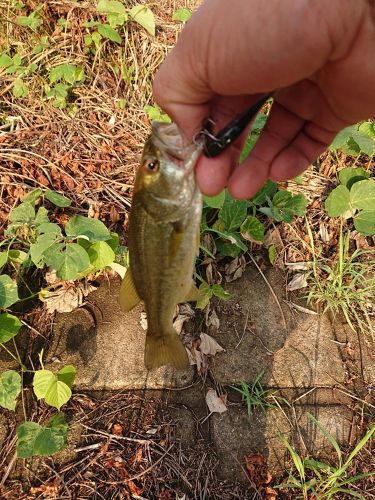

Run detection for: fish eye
[[143, 159, 159, 173]]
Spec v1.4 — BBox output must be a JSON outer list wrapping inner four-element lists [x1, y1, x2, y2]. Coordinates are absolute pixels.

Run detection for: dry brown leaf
[[225, 255, 246, 282], [205, 388, 227, 414], [285, 261, 311, 271], [287, 273, 308, 291], [42, 281, 97, 313], [205, 307, 220, 332], [173, 303, 195, 334], [199, 333, 225, 356], [112, 423, 123, 435], [319, 223, 330, 244]]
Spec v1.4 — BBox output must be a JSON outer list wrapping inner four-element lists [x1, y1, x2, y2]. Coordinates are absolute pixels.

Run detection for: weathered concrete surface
[[212, 266, 346, 388], [212, 405, 354, 479], [45, 278, 193, 390]]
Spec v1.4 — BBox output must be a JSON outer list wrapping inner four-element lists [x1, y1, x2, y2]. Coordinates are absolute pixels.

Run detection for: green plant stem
[[0, 343, 20, 365]]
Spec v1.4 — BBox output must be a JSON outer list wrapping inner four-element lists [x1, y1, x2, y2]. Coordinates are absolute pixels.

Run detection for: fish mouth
[[151, 121, 203, 165]]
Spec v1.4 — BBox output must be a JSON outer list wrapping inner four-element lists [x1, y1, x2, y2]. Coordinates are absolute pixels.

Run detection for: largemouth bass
[[119, 122, 202, 370]]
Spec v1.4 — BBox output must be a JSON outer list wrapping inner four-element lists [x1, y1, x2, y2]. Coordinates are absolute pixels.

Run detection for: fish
[[119, 121, 203, 370]]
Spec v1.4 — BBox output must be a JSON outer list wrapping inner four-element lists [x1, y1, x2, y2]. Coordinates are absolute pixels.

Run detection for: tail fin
[[144, 332, 189, 370]]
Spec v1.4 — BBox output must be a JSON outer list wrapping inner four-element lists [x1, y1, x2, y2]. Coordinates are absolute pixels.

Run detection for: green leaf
[[23, 188, 42, 204], [107, 232, 119, 252], [219, 198, 248, 231], [65, 215, 110, 242], [0, 252, 7, 268], [37, 222, 62, 236], [129, 5, 155, 36], [44, 190, 71, 207], [8, 202, 35, 223], [272, 190, 292, 207], [0, 313, 22, 343], [98, 23, 122, 43], [268, 245, 277, 265], [325, 185, 351, 217], [57, 365, 76, 389], [350, 179, 375, 210], [144, 104, 171, 123], [107, 12, 127, 27], [16, 415, 68, 458], [0, 275, 19, 308], [204, 191, 225, 209], [33, 370, 71, 410], [12, 78, 29, 98], [284, 194, 308, 217], [34, 207, 49, 225], [196, 281, 212, 310], [53, 243, 91, 281], [30, 233, 60, 268], [251, 180, 278, 205], [16, 13, 41, 31], [241, 216, 265, 243], [353, 210, 375, 236], [0, 54, 13, 68], [0, 370, 21, 410], [8, 250, 28, 266], [211, 284, 231, 300], [215, 238, 242, 258], [172, 7, 192, 21], [87, 241, 115, 270], [351, 130, 375, 157], [16, 421, 41, 458], [97, 0, 126, 15], [329, 126, 357, 150], [338, 167, 369, 189]]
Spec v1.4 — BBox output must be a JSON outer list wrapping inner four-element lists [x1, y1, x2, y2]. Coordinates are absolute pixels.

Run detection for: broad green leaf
[[219, 198, 248, 231], [54, 243, 91, 281], [204, 191, 225, 209], [284, 194, 308, 216], [44, 189, 71, 207], [16, 421, 41, 458], [0, 252, 7, 268], [0, 275, 19, 308], [98, 24, 122, 43], [16, 13, 40, 31], [97, 0, 126, 14], [272, 190, 292, 207], [338, 167, 369, 189], [196, 281, 212, 310], [353, 210, 375, 236], [172, 7, 192, 21], [8, 250, 28, 265], [251, 180, 278, 205], [107, 12, 127, 27], [12, 78, 29, 98], [215, 230, 248, 251], [240, 112, 269, 161], [107, 232, 119, 252], [43, 242, 65, 270], [129, 5, 155, 36], [325, 185, 350, 217], [30, 233, 60, 268], [23, 188, 42, 204], [8, 202, 35, 223], [57, 365, 76, 388], [351, 130, 375, 157], [211, 284, 231, 300], [65, 215, 110, 241], [37, 222, 62, 236], [350, 179, 375, 210], [34, 207, 49, 225], [329, 126, 357, 150], [0, 313, 22, 343], [33, 370, 71, 410], [0, 53, 13, 68], [87, 241, 115, 270], [215, 238, 242, 258], [16, 415, 68, 458], [241, 216, 265, 243], [0, 370, 21, 410]]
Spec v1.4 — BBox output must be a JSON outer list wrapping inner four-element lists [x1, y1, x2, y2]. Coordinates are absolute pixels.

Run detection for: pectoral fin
[[119, 268, 141, 312], [182, 281, 199, 302]]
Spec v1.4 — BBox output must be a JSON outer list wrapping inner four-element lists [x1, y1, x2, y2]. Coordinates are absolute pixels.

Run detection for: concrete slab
[[211, 266, 346, 388], [212, 404, 354, 480], [45, 278, 193, 390]]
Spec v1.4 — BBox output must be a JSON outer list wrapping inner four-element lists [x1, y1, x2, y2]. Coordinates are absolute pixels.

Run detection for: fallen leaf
[[41, 281, 97, 313], [285, 301, 318, 315], [225, 255, 246, 282], [319, 223, 330, 244], [173, 303, 195, 334], [112, 423, 123, 435], [205, 388, 227, 414], [285, 261, 312, 271], [287, 273, 308, 291], [245, 453, 272, 489], [265, 486, 278, 499], [205, 307, 220, 332], [109, 262, 127, 279], [199, 333, 225, 356]]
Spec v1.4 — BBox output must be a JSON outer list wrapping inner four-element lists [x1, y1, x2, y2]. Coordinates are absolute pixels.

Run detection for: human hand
[[153, 0, 375, 199]]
